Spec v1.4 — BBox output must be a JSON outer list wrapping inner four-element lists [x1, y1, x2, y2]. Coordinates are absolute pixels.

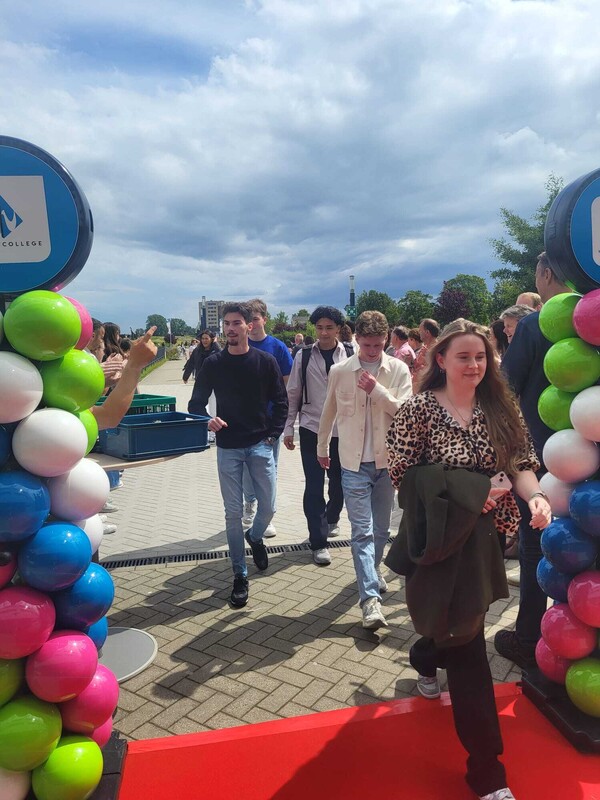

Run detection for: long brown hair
[[418, 318, 529, 474]]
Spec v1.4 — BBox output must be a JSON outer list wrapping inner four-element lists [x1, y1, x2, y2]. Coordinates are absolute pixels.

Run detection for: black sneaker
[[244, 532, 269, 571], [494, 630, 536, 670], [230, 575, 249, 607]]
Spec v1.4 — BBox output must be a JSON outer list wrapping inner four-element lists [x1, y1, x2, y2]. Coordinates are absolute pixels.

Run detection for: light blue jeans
[[243, 437, 281, 506], [341, 462, 394, 605], [217, 440, 277, 577]]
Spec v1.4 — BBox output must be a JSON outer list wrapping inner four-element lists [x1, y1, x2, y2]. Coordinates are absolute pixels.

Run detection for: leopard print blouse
[[386, 390, 539, 537]]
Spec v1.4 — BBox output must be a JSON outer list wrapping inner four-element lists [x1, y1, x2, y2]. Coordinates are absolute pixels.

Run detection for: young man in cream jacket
[[317, 310, 412, 629]]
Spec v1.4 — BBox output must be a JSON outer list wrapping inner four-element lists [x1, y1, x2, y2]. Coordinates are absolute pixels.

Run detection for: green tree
[[396, 290, 435, 328], [296, 308, 309, 317], [145, 314, 168, 336], [355, 290, 398, 324], [490, 174, 563, 294], [489, 277, 523, 320], [438, 274, 491, 323], [169, 317, 189, 336]]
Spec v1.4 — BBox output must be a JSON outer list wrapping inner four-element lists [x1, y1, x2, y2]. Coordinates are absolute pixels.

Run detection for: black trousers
[[409, 629, 507, 796], [299, 426, 343, 550], [515, 491, 548, 650]]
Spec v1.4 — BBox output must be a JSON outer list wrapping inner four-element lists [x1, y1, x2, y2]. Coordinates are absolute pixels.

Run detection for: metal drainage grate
[[101, 536, 395, 571]]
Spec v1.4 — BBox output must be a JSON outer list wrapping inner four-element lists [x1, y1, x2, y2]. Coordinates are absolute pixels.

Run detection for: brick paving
[[101, 358, 523, 742]]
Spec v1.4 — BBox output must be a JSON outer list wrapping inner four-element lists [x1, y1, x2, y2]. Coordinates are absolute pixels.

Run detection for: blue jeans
[[243, 437, 281, 506], [217, 441, 277, 577], [342, 462, 394, 604]]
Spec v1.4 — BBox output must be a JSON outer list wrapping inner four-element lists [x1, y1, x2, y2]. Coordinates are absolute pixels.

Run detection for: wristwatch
[[265, 436, 278, 445]]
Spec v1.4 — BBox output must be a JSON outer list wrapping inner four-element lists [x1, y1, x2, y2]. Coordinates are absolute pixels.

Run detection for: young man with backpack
[[283, 306, 352, 566]]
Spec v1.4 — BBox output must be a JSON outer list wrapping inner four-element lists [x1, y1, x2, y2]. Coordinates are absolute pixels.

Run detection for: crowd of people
[[182, 252, 564, 800]]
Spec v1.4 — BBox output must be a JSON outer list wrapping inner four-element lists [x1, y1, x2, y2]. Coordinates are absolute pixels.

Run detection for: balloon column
[[535, 290, 600, 718], [0, 290, 118, 800]]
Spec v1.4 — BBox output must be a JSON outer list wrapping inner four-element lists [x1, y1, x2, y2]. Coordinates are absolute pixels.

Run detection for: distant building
[[291, 313, 309, 328], [198, 297, 225, 333]]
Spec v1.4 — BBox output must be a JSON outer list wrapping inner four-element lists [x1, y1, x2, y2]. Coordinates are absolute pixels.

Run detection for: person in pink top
[[391, 326, 415, 371]]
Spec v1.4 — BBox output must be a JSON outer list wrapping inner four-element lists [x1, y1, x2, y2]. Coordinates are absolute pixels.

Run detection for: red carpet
[[119, 683, 600, 799]]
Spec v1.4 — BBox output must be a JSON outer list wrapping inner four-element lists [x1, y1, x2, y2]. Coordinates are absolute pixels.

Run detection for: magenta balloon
[[65, 296, 93, 351], [26, 631, 98, 703], [60, 664, 119, 734], [535, 637, 572, 684], [573, 288, 600, 346], [540, 603, 597, 659], [568, 570, 600, 628], [0, 585, 56, 659], [90, 715, 113, 748]]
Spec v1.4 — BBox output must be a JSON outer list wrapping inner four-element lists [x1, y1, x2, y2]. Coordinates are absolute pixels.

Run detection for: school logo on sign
[[0, 175, 51, 263], [0, 195, 23, 238]]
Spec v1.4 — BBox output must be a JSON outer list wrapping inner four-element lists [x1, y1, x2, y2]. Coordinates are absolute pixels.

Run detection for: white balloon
[[47, 458, 110, 520], [539, 472, 576, 518], [12, 408, 88, 478], [74, 514, 104, 554], [0, 766, 31, 800], [0, 351, 42, 424], [543, 429, 600, 484], [570, 386, 600, 442]]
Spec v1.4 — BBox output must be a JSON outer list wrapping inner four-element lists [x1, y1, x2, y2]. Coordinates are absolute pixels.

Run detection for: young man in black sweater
[[189, 302, 288, 607]]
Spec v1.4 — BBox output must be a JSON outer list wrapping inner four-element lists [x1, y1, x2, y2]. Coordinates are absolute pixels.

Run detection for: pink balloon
[[60, 664, 119, 734], [535, 637, 572, 684], [540, 603, 597, 660], [26, 630, 98, 703], [568, 570, 600, 628], [0, 547, 17, 589], [573, 288, 600, 346], [90, 715, 113, 748], [65, 296, 93, 351], [0, 585, 55, 659]]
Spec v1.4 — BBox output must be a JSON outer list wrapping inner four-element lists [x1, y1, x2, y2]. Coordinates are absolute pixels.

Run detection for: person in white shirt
[[317, 310, 412, 629]]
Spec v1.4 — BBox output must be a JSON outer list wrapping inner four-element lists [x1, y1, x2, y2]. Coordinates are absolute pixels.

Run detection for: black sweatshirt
[[188, 347, 288, 449]]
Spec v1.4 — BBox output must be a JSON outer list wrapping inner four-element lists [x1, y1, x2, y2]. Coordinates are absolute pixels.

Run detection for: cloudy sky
[[1, 0, 600, 330]]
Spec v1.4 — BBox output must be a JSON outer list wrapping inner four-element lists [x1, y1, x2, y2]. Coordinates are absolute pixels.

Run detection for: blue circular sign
[[0, 136, 93, 296], [545, 168, 600, 293]]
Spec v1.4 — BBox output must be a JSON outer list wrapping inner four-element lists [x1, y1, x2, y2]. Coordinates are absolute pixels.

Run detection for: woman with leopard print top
[[386, 318, 551, 800]]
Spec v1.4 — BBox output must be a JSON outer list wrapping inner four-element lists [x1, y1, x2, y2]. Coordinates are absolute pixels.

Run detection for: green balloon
[[0, 695, 62, 771], [0, 657, 24, 707], [74, 409, 99, 455], [566, 657, 600, 717], [543, 338, 600, 392], [39, 350, 105, 413], [539, 292, 581, 343], [32, 735, 103, 800], [4, 291, 81, 361], [538, 385, 576, 431]]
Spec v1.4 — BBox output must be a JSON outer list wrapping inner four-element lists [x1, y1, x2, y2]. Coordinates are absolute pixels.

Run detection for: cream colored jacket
[[317, 352, 412, 472]]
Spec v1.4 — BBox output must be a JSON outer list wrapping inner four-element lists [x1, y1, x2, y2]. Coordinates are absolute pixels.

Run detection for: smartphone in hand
[[490, 471, 512, 499]]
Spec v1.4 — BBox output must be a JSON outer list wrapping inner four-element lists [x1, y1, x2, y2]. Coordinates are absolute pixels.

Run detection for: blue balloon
[[18, 522, 91, 591], [52, 564, 114, 630], [570, 480, 600, 538], [536, 557, 572, 602], [85, 616, 108, 650], [0, 470, 50, 542], [540, 517, 598, 574]]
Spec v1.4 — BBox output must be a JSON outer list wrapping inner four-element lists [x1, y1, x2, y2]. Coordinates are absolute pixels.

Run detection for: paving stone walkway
[[102, 358, 522, 742]]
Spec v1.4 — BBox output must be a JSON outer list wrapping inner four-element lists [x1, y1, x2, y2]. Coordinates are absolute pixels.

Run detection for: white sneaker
[[378, 573, 388, 593], [361, 597, 388, 630], [242, 500, 257, 530], [263, 523, 276, 538], [102, 523, 117, 535], [416, 674, 441, 699], [479, 790, 516, 800], [312, 548, 331, 566], [327, 523, 340, 538]]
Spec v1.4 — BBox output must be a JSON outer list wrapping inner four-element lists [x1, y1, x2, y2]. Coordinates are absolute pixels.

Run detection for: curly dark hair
[[309, 306, 345, 326]]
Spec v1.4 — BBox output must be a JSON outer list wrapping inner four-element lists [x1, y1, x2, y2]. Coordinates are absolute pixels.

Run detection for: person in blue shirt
[[242, 299, 294, 537]]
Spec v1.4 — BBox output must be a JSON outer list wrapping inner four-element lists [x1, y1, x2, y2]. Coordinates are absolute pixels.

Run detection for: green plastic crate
[[95, 393, 177, 415]]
